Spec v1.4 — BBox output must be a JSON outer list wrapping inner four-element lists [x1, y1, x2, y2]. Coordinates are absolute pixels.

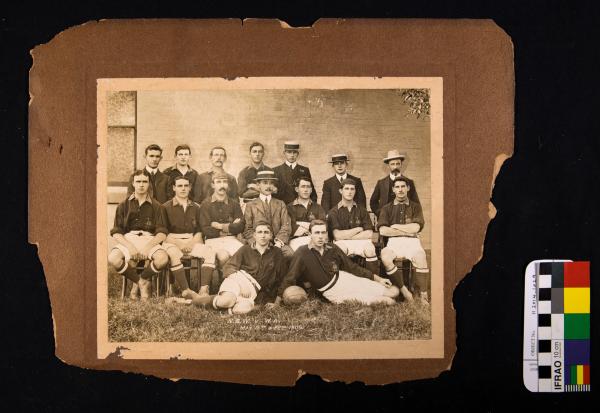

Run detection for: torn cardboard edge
[[28, 18, 513, 385]]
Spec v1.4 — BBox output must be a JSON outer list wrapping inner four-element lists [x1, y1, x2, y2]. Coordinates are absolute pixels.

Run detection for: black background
[[2, 1, 599, 410]]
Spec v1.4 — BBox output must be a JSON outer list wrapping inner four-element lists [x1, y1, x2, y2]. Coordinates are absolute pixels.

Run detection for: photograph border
[[96, 76, 444, 360]]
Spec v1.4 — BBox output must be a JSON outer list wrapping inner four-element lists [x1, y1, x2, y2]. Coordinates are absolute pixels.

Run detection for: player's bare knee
[[364, 244, 376, 258], [152, 250, 169, 270], [214, 292, 236, 308], [381, 247, 396, 265], [107, 250, 124, 270], [381, 296, 396, 305], [232, 300, 254, 314]]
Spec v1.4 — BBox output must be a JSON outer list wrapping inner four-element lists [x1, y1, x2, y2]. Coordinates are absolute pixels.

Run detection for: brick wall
[[117, 89, 431, 248]]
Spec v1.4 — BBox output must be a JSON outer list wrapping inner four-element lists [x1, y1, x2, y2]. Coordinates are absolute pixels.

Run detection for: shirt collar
[[145, 166, 158, 175], [285, 161, 297, 169], [337, 200, 357, 209], [251, 162, 265, 170], [308, 240, 333, 252], [210, 193, 229, 204], [292, 198, 312, 207], [393, 198, 410, 206], [250, 240, 272, 252], [128, 193, 152, 205], [259, 194, 272, 202], [172, 197, 194, 207], [389, 173, 402, 181], [335, 173, 347, 181]]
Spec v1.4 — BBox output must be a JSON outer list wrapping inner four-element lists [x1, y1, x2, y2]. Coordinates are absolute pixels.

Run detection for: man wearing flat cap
[[273, 141, 317, 205], [370, 149, 420, 217], [321, 153, 367, 213], [243, 170, 293, 258]]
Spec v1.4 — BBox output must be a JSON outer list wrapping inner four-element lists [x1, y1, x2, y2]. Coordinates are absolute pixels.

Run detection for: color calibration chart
[[523, 260, 591, 392]]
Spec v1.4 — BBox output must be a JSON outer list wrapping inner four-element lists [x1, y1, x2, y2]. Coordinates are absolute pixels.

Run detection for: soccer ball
[[282, 286, 308, 306]]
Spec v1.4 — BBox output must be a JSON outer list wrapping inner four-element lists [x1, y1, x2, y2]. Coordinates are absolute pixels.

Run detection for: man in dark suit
[[272, 141, 317, 205], [370, 149, 420, 217], [126, 144, 170, 204], [321, 153, 367, 213]]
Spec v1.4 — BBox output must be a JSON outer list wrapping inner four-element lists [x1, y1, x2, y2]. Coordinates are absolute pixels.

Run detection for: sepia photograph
[[96, 77, 443, 359]]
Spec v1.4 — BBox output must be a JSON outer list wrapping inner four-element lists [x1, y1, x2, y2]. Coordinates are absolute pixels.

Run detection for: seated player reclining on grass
[[192, 222, 287, 314], [326, 178, 381, 276], [161, 176, 221, 299], [273, 220, 400, 306], [378, 176, 429, 305], [287, 176, 326, 251], [198, 172, 245, 270], [108, 170, 169, 300]]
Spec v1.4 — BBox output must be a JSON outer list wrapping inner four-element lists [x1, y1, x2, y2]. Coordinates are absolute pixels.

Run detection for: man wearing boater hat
[[243, 169, 293, 257], [370, 149, 420, 217], [321, 153, 367, 213], [272, 141, 317, 205]]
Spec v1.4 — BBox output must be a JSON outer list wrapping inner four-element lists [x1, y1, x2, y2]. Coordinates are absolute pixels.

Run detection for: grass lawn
[[107, 262, 431, 342]]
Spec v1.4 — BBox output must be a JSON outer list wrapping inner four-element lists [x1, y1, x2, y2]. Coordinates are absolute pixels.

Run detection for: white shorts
[[205, 236, 244, 257], [289, 236, 311, 251], [385, 237, 429, 272], [161, 233, 214, 267], [320, 270, 389, 305], [218, 270, 260, 302], [111, 231, 164, 263], [334, 239, 376, 258]]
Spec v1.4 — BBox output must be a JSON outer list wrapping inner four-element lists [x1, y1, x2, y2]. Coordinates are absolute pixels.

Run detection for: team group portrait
[[102, 83, 439, 343]]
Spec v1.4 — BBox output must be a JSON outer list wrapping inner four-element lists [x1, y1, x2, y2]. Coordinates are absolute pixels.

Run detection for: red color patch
[[584, 365, 590, 385], [564, 261, 590, 287]]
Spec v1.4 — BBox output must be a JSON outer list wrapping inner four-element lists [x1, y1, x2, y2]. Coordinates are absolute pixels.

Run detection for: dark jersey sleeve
[[199, 201, 220, 239], [277, 250, 304, 297], [110, 202, 128, 236]]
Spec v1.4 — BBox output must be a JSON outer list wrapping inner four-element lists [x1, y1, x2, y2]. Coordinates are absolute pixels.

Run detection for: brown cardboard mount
[[28, 19, 513, 385]]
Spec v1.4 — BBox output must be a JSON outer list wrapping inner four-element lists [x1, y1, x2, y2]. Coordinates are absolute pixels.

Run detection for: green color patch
[[564, 313, 590, 339]]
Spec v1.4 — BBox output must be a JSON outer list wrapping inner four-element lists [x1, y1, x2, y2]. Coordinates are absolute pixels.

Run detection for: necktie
[[263, 198, 272, 223]]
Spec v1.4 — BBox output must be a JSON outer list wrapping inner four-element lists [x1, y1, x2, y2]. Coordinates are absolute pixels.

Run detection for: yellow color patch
[[577, 365, 584, 385], [564, 288, 590, 313]]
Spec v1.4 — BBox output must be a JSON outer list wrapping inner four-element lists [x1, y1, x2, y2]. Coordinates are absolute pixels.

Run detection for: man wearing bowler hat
[[321, 153, 367, 213], [370, 149, 420, 217], [273, 141, 317, 205], [243, 169, 293, 258]]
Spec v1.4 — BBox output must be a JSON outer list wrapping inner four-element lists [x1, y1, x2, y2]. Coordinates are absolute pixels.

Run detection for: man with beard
[[273, 220, 400, 306], [191, 222, 287, 314], [321, 153, 366, 213], [272, 141, 317, 205], [127, 144, 170, 204], [370, 149, 419, 217], [196, 146, 238, 202], [237, 142, 272, 202], [108, 170, 169, 300]]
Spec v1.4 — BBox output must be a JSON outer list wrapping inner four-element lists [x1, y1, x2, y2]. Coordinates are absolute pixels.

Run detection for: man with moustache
[[378, 177, 429, 305], [287, 176, 326, 251], [199, 172, 245, 270], [108, 170, 169, 300], [273, 220, 400, 306], [242, 170, 293, 258], [321, 153, 366, 213], [196, 146, 238, 202], [237, 142, 272, 202], [127, 144, 171, 204], [272, 141, 317, 205], [370, 150, 419, 217]]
